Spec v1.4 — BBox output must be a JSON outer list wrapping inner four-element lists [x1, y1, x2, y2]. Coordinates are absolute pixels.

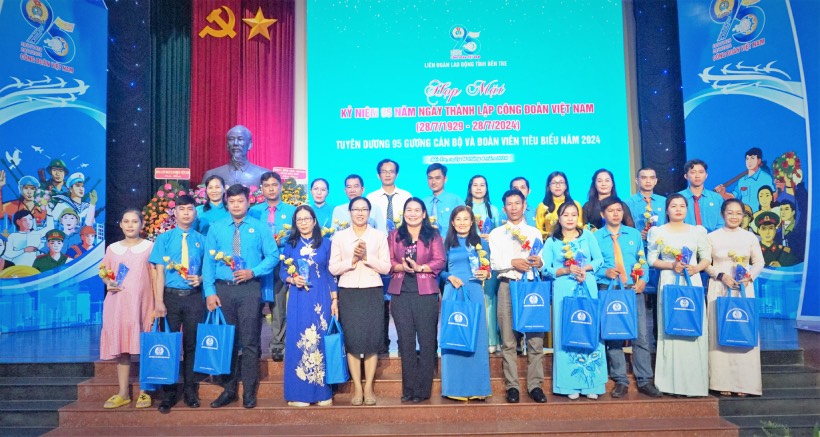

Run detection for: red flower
[[782, 161, 789, 168], [522, 240, 532, 251]]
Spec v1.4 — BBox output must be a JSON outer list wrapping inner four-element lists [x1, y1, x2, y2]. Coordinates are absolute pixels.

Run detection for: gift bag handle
[[573, 281, 593, 299], [607, 277, 627, 290], [327, 315, 343, 335], [729, 279, 753, 299], [204, 307, 228, 326], [674, 272, 693, 287], [151, 317, 171, 333]]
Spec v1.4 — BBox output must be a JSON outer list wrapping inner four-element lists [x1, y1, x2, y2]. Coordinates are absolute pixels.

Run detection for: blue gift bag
[[599, 279, 638, 340], [193, 307, 235, 375], [324, 316, 350, 384], [139, 318, 182, 386], [439, 285, 481, 352], [662, 273, 704, 337], [510, 274, 551, 333], [717, 284, 758, 348], [562, 283, 599, 351]]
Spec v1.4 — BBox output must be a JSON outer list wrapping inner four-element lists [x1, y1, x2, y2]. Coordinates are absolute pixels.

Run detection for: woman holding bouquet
[[195, 175, 228, 235], [647, 193, 712, 397], [705, 199, 765, 396], [329, 197, 391, 406], [464, 175, 503, 353], [542, 202, 606, 399], [99, 209, 156, 409], [280, 205, 338, 407], [535, 171, 584, 240], [387, 198, 445, 403], [440, 206, 492, 400]]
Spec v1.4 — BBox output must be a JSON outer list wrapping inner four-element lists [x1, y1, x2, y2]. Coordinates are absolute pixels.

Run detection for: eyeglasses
[[351, 208, 369, 213], [550, 181, 566, 186], [295, 217, 314, 223]]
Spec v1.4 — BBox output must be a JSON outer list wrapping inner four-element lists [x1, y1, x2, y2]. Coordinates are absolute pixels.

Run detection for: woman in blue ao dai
[[280, 205, 338, 407], [542, 202, 607, 399]]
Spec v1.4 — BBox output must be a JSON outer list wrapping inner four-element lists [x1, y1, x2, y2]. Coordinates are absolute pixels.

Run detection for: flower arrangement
[[274, 224, 292, 245], [630, 249, 647, 283], [209, 250, 235, 270], [320, 226, 335, 237], [505, 224, 532, 251], [282, 255, 310, 290], [98, 264, 115, 282], [281, 177, 308, 206], [773, 151, 801, 187], [728, 250, 751, 281], [142, 182, 192, 241], [475, 243, 491, 274], [331, 218, 349, 233], [162, 256, 188, 280], [642, 204, 657, 233], [655, 239, 693, 264], [34, 188, 51, 209], [562, 239, 576, 267], [429, 216, 437, 228]]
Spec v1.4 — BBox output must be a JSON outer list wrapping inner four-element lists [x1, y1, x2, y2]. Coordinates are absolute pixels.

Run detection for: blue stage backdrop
[[307, 0, 633, 212], [0, 0, 108, 332], [677, 0, 815, 320]]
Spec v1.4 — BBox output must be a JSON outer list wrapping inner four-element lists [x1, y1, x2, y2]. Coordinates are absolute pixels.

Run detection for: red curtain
[[190, 0, 294, 185]]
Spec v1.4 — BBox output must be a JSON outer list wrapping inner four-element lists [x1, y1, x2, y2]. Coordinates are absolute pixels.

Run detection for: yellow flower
[[162, 256, 171, 263], [563, 244, 571, 251], [215, 251, 224, 260], [333, 218, 339, 224], [643, 212, 651, 219], [480, 258, 490, 266], [655, 238, 664, 246], [287, 265, 296, 275], [672, 249, 681, 256], [478, 250, 487, 257], [340, 221, 348, 228], [166, 265, 173, 270], [209, 249, 216, 256], [728, 250, 736, 258], [284, 258, 293, 265], [633, 263, 642, 270], [564, 252, 574, 259], [283, 224, 292, 230], [279, 254, 285, 260], [475, 243, 482, 250]]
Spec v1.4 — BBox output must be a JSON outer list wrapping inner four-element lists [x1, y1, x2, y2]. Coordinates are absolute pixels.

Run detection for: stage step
[[721, 350, 820, 437], [0, 363, 93, 437]]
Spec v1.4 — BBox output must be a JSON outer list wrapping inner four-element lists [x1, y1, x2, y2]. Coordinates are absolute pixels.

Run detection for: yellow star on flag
[[242, 7, 277, 41]]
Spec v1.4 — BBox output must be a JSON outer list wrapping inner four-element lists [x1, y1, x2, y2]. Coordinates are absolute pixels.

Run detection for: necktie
[[233, 223, 241, 256], [611, 233, 628, 284], [644, 196, 652, 206], [693, 195, 703, 226], [268, 205, 277, 224], [386, 194, 395, 223], [431, 197, 439, 220], [181, 232, 189, 269]]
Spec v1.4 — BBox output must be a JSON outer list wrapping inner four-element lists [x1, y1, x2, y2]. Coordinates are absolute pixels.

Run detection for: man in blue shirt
[[423, 163, 464, 238], [715, 147, 774, 212], [510, 177, 536, 226], [204, 184, 279, 409], [678, 159, 724, 232], [624, 167, 667, 240], [249, 172, 295, 362], [594, 197, 662, 399], [149, 195, 206, 413]]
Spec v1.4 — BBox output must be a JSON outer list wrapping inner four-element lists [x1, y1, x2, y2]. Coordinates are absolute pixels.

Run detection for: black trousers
[[391, 290, 439, 399], [158, 291, 205, 400], [217, 280, 263, 396], [268, 274, 287, 352]]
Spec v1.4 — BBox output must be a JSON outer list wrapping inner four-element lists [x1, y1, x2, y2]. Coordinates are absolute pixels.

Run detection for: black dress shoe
[[184, 391, 200, 408], [637, 383, 663, 398], [158, 400, 172, 414], [411, 396, 428, 403], [528, 387, 547, 403], [401, 395, 413, 402], [243, 393, 257, 409], [611, 383, 629, 398], [505, 388, 520, 403], [210, 391, 237, 408], [271, 350, 284, 362]]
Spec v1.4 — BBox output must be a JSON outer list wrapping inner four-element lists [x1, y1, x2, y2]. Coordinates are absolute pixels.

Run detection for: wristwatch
[[716, 273, 725, 281]]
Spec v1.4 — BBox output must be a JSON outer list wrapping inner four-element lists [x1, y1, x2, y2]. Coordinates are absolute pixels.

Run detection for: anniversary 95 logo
[[450, 25, 481, 60], [710, 0, 765, 43]]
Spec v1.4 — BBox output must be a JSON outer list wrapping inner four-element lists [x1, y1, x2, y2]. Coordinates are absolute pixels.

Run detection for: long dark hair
[[541, 171, 573, 214], [582, 169, 618, 222], [202, 175, 226, 212], [464, 175, 493, 220], [444, 205, 481, 249], [550, 202, 584, 242], [286, 205, 324, 249], [396, 197, 437, 247], [665, 193, 687, 222]]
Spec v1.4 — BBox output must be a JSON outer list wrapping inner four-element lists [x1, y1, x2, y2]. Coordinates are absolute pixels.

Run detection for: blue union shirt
[[202, 215, 279, 297], [593, 224, 649, 286], [149, 226, 206, 289], [624, 193, 667, 234], [678, 187, 725, 233], [423, 191, 464, 238]]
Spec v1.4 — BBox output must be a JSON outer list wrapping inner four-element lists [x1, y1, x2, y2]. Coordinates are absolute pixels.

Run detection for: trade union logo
[[674, 297, 696, 311], [726, 308, 750, 323], [570, 310, 592, 325], [523, 293, 545, 307], [450, 25, 481, 60], [201, 335, 219, 350], [448, 312, 469, 327], [148, 345, 171, 359], [606, 300, 629, 315]]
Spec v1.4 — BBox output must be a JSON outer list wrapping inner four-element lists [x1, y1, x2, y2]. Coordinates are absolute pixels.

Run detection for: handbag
[[662, 273, 704, 337], [510, 272, 551, 333], [717, 283, 759, 348], [561, 282, 599, 351], [193, 307, 235, 375], [439, 285, 481, 352], [324, 316, 350, 384], [139, 317, 182, 385], [599, 278, 638, 340]]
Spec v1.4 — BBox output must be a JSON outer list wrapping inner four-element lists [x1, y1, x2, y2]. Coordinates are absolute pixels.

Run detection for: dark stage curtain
[[190, 0, 295, 185], [633, 0, 687, 196], [151, 0, 193, 192], [106, 1, 152, 241]]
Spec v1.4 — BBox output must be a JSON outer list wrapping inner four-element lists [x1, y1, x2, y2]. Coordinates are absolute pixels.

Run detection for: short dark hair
[[502, 189, 525, 204], [779, 199, 795, 210], [12, 210, 33, 230], [345, 174, 364, 187], [684, 159, 708, 173], [636, 167, 657, 178], [176, 194, 196, 207], [426, 163, 447, 176], [226, 184, 250, 199], [599, 196, 623, 212], [509, 176, 529, 190], [310, 178, 329, 191], [376, 159, 399, 174], [260, 172, 282, 185], [745, 147, 763, 159], [720, 198, 745, 216], [348, 196, 371, 211]]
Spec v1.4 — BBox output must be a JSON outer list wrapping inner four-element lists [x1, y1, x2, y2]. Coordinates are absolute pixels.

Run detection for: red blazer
[[387, 230, 446, 296]]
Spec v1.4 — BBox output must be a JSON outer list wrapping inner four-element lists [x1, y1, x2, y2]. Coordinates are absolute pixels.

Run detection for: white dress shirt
[[366, 187, 412, 231], [488, 221, 543, 280]]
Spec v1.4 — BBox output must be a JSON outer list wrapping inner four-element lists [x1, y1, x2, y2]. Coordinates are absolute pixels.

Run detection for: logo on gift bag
[[726, 308, 750, 323], [674, 297, 696, 311], [523, 293, 545, 307], [606, 301, 629, 315], [570, 310, 592, 325], [149, 345, 171, 359], [202, 335, 219, 350], [448, 312, 469, 327]]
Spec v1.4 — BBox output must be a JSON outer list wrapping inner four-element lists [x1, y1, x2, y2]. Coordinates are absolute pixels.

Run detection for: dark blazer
[[387, 230, 446, 296]]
